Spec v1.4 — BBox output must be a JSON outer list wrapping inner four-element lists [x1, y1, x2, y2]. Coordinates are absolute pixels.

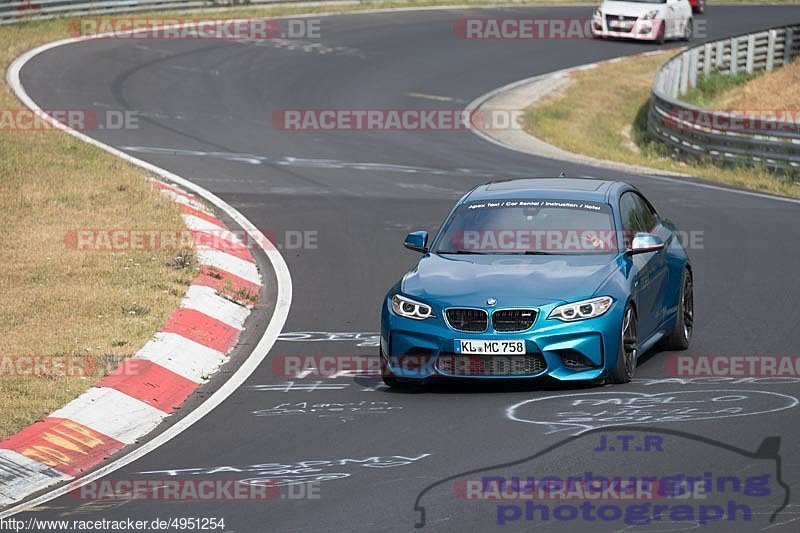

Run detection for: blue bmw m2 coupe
[[380, 178, 693, 386]]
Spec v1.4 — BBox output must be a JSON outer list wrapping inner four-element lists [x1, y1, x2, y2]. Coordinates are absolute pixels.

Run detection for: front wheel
[[655, 22, 666, 45], [609, 305, 638, 384], [662, 269, 694, 350]]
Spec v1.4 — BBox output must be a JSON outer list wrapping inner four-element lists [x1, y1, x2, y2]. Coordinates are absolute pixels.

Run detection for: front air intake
[[445, 308, 488, 332]]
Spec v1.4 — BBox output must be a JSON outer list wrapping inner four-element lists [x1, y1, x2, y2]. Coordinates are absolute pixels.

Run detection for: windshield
[[433, 199, 618, 255]]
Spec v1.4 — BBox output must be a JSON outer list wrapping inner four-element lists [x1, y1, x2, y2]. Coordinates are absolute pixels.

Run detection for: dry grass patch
[[700, 60, 800, 111], [522, 51, 800, 198], [0, 22, 198, 440]]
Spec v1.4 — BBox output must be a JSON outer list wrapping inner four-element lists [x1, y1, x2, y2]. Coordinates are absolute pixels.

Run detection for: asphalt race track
[[15, 5, 800, 531]]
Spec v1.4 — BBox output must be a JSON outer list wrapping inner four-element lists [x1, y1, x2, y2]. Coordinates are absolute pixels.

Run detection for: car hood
[[401, 253, 620, 308], [601, 1, 666, 16]]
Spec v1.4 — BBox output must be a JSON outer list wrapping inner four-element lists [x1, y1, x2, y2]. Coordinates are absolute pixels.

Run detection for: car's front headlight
[[642, 9, 660, 19], [549, 296, 613, 322], [391, 294, 434, 320], [593, 7, 602, 18]]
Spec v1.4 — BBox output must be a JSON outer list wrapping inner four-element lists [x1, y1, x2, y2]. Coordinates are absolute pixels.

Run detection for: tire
[[382, 374, 401, 387], [609, 304, 638, 384], [682, 18, 694, 42], [662, 269, 694, 350], [655, 23, 666, 45]]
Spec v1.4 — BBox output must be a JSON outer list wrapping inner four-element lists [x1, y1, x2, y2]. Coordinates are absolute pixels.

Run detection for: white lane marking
[[465, 61, 800, 206], [238, 38, 365, 58], [4, 33, 292, 517], [136, 332, 226, 383], [248, 381, 350, 392], [404, 91, 465, 103], [120, 145, 534, 178], [50, 387, 167, 445], [0, 450, 71, 505], [181, 285, 250, 329], [196, 247, 260, 283], [330, 368, 380, 378]]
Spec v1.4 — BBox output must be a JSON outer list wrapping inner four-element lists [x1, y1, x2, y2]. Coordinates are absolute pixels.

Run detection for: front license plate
[[454, 340, 525, 355]]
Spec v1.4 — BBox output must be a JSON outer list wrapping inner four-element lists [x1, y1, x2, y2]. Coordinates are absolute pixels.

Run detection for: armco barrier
[[648, 23, 800, 172], [0, 0, 338, 25]]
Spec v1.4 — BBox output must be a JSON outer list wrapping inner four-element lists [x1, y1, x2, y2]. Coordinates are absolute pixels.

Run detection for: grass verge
[[521, 51, 800, 198], [681, 71, 757, 108], [0, 26, 200, 441], [685, 60, 800, 111]]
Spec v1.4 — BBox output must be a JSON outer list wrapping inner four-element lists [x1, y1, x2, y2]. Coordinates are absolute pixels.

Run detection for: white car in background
[[591, 0, 694, 43]]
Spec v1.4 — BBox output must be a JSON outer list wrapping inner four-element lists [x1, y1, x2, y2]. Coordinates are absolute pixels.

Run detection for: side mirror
[[404, 231, 428, 253], [627, 233, 665, 255]]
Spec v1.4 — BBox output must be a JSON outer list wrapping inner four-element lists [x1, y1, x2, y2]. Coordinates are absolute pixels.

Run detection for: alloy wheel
[[622, 307, 638, 377], [683, 274, 694, 341]]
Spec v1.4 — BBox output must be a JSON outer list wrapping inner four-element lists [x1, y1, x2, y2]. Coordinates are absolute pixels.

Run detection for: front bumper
[[381, 299, 625, 382], [590, 16, 664, 41]]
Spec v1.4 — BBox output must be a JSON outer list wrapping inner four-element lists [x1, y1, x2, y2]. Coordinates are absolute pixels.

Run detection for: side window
[[620, 192, 658, 234], [633, 194, 658, 231], [619, 192, 644, 233]]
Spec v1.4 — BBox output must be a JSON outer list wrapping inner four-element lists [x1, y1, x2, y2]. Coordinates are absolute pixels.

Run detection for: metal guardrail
[[0, 0, 331, 24], [648, 23, 800, 173]]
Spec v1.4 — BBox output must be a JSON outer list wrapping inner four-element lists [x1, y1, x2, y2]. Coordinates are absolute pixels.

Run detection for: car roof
[[463, 177, 624, 203]]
